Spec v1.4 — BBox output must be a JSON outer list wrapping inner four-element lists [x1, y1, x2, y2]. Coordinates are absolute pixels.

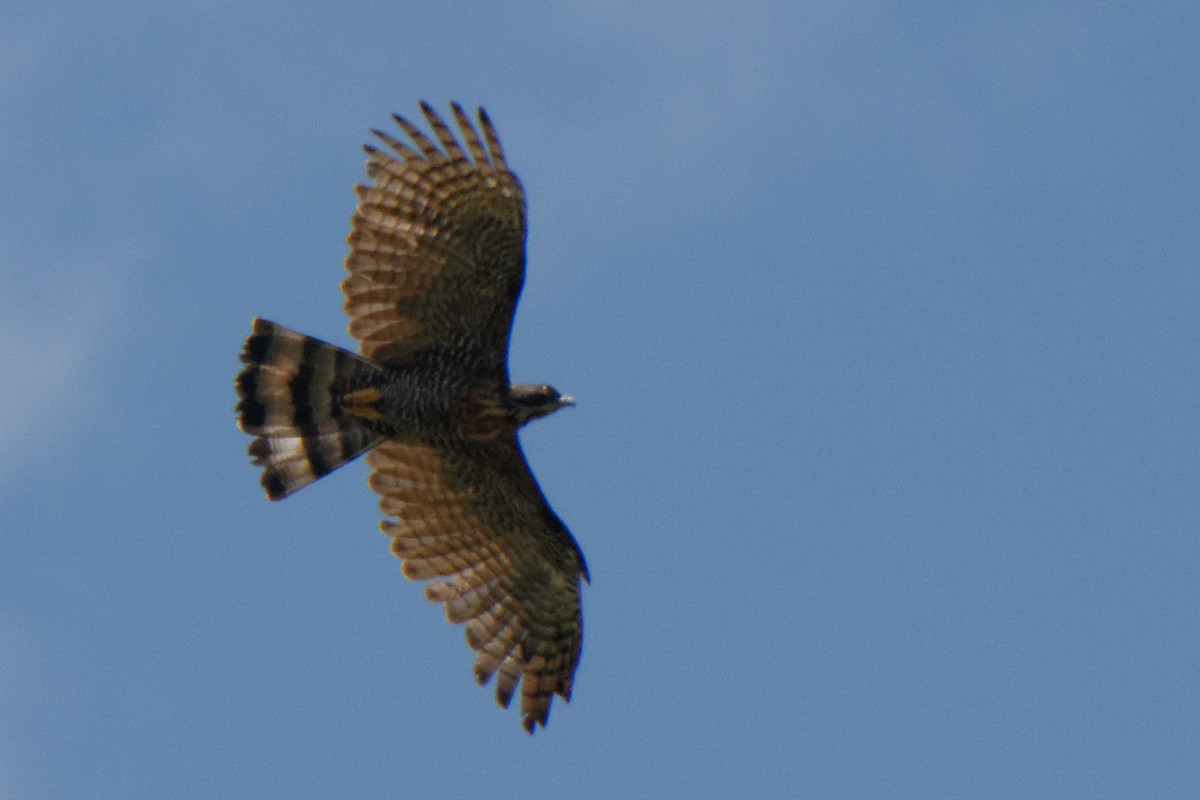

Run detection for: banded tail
[[236, 318, 384, 500]]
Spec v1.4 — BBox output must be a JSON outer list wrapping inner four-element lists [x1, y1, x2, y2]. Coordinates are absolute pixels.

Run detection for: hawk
[[235, 102, 587, 733]]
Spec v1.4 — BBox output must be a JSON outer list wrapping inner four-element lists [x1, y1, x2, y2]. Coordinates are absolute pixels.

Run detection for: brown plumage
[[235, 103, 586, 733]]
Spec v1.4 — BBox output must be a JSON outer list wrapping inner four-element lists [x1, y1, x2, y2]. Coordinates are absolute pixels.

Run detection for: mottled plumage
[[235, 103, 586, 733]]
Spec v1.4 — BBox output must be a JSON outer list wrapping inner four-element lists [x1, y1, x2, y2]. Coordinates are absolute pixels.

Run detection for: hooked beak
[[559, 395, 576, 407]]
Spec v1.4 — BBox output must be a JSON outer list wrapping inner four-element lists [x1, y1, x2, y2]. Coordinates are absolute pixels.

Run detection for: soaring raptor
[[235, 102, 586, 733]]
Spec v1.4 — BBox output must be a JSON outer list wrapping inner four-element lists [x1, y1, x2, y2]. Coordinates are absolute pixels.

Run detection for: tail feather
[[236, 317, 384, 500]]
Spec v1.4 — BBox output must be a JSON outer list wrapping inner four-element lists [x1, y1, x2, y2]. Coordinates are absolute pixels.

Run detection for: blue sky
[[2, 2, 1197, 797]]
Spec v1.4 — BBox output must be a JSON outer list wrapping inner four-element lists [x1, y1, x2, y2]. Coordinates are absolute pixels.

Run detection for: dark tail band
[[236, 318, 383, 499]]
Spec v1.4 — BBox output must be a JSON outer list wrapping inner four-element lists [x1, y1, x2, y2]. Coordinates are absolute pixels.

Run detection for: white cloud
[[0, 246, 130, 479]]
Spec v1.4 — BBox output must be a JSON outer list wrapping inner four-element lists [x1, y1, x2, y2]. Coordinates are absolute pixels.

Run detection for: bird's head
[[510, 383, 575, 426]]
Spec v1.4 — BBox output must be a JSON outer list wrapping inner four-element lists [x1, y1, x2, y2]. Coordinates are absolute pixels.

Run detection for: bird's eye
[[541, 385, 553, 395]]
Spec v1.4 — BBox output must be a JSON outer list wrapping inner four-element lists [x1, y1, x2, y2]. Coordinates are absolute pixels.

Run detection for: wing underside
[[341, 102, 527, 371], [366, 437, 586, 732]]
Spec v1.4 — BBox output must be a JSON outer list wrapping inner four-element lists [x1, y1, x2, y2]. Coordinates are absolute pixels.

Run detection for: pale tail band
[[236, 318, 383, 499]]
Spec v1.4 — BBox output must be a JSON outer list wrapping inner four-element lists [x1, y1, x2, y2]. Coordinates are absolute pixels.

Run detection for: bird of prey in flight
[[236, 102, 587, 733]]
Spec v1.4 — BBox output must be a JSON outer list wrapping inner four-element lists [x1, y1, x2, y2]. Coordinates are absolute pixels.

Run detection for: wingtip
[[522, 710, 550, 735]]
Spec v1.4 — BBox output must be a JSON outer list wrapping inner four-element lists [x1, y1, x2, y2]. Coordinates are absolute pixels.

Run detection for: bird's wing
[[366, 437, 588, 733], [342, 102, 526, 373]]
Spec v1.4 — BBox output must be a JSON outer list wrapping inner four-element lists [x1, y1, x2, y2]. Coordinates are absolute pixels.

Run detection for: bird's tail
[[236, 317, 384, 500]]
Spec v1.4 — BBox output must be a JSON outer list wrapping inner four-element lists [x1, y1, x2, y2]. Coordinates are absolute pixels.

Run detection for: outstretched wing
[[342, 102, 526, 373], [366, 438, 588, 733]]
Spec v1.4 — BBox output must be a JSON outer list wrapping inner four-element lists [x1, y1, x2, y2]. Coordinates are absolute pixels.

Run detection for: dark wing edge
[[365, 437, 587, 733]]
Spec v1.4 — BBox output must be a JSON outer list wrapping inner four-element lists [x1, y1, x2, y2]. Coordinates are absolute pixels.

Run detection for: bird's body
[[235, 103, 585, 733]]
